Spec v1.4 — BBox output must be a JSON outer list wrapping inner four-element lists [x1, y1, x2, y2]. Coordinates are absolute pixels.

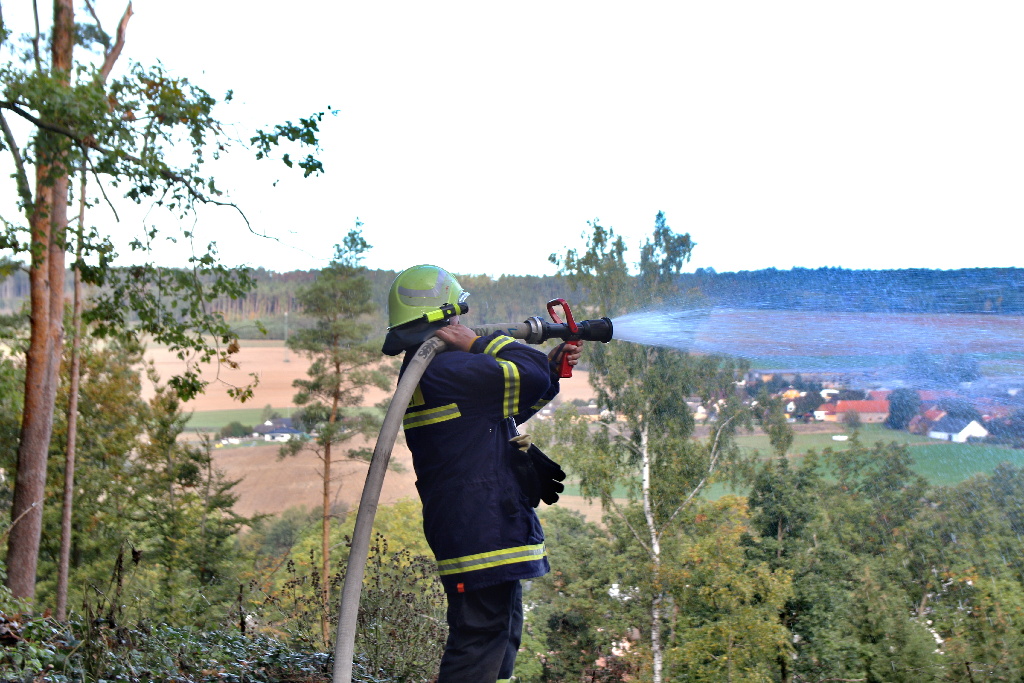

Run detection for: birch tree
[[546, 213, 753, 682]]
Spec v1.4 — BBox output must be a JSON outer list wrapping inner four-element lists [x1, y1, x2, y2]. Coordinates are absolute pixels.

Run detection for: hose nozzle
[[541, 316, 614, 343], [470, 316, 614, 344]]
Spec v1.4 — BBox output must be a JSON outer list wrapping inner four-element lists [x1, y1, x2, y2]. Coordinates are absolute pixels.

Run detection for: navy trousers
[[437, 580, 523, 682]]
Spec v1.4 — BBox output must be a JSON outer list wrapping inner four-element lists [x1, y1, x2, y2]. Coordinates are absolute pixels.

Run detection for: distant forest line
[[2, 266, 1022, 339]]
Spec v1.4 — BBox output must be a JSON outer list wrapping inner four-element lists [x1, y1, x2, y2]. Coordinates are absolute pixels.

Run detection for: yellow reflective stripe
[[496, 359, 520, 417], [404, 403, 461, 429], [481, 335, 521, 416], [531, 397, 551, 411], [409, 385, 425, 408], [437, 544, 546, 576], [484, 335, 515, 356]]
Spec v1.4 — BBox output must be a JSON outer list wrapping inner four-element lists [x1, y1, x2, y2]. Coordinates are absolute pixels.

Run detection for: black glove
[[509, 434, 565, 507], [510, 436, 542, 507], [527, 444, 566, 505]]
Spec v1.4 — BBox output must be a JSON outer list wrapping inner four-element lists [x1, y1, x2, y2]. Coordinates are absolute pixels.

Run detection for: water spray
[[332, 299, 613, 683]]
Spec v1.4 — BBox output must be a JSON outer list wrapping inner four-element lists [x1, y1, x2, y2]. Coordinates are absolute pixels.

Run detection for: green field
[[185, 406, 383, 432], [563, 423, 1024, 503], [728, 423, 1024, 492], [184, 408, 294, 431]]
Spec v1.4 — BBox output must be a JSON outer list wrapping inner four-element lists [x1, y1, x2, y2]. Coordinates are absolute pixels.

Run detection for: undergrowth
[[1, 533, 446, 683]]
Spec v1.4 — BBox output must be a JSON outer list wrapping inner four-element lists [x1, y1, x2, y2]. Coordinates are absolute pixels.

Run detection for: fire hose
[[332, 303, 612, 683]]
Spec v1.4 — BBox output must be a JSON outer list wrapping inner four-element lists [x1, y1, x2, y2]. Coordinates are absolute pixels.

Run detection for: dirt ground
[[142, 341, 597, 411], [143, 342, 604, 522]]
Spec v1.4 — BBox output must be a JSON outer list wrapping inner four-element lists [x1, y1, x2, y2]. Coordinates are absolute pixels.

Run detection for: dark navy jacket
[[401, 332, 560, 594]]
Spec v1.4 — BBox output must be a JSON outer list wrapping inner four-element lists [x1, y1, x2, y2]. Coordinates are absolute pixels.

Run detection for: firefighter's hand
[[549, 342, 582, 368], [434, 323, 477, 352]]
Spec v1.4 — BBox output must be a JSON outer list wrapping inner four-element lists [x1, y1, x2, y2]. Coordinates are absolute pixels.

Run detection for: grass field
[[727, 423, 1024, 492], [563, 423, 1024, 503], [185, 406, 384, 432]]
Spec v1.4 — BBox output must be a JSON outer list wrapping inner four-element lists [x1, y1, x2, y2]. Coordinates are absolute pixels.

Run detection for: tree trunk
[[641, 421, 664, 683], [6, 0, 74, 599], [56, 169, 86, 621], [322, 437, 332, 647], [321, 385, 341, 647]]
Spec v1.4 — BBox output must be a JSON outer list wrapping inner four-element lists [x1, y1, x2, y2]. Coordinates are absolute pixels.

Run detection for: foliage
[[353, 534, 446, 682], [520, 507, 628, 682], [0, 602, 335, 683], [886, 387, 922, 430], [219, 420, 254, 439], [904, 350, 982, 387], [660, 497, 793, 682], [0, 351, 23, 517], [239, 500, 442, 680], [33, 335, 149, 605], [245, 525, 444, 681]]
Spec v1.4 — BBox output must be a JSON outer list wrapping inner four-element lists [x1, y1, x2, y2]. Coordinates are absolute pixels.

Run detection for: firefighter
[[383, 264, 579, 682]]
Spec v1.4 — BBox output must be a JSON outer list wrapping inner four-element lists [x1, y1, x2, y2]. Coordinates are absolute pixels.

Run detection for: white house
[[264, 427, 303, 443], [927, 417, 989, 443]]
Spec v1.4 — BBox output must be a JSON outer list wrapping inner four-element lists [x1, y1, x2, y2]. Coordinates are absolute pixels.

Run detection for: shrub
[[220, 421, 254, 439]]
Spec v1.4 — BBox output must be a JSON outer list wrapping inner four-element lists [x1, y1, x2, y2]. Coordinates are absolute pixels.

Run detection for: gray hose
[[332, 336, 447, 683]]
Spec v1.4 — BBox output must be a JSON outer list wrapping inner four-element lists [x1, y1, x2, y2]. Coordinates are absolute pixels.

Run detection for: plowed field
[[142, 341, 603, 521]]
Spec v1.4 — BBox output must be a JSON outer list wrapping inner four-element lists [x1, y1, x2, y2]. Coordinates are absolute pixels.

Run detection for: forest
[[4, 265, 1023, 341], [4, 216, 1024, 682]]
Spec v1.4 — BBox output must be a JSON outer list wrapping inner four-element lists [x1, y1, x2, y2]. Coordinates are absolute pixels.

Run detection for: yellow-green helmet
[[387, 265, 469, 329]]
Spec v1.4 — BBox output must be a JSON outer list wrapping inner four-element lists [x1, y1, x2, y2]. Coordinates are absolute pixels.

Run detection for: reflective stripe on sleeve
[[481, 335, 522, 416], [483, 335, 515, 357], [436, 543, 546, 576], [496, 359, 520, 417], [404, 403, 461, 429]]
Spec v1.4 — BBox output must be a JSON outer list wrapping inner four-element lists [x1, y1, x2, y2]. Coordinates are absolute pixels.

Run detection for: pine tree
[[279, 227, 392, 645]]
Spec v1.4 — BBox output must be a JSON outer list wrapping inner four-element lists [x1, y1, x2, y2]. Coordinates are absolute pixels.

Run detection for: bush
[[219, 421, 253, 439]]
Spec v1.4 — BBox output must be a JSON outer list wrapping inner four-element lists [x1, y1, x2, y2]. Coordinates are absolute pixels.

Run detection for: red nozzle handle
[[547, 298, 580, 378]]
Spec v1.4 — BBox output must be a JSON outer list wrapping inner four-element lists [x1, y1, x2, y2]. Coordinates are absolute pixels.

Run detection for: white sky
[[3, 1, 1023, 277]]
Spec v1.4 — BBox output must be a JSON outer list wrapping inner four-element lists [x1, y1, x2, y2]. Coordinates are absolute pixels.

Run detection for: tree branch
[[0, 99, 251, 229], [658, 413, 739, 541], [606, 497, 652, 558], [98, 3, 133, 83], [31, 0, 42, 71], [0, 500, 42, 543], [86, 153, 120, 222], [0, 111, 33, 210], [1, 100, 90, 144]]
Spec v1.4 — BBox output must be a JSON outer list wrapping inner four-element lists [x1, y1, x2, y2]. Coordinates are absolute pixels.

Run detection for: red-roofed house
[[908, 406, 948, 435], [814, 400, 890, 423]]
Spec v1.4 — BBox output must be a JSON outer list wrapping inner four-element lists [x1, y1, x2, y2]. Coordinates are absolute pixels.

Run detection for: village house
[[263, 427, 304, 443], [252, 417, 295, 437], [927, 416, 989, 443], [908, 406, 948, 435], [814, 400, 890, 423]]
